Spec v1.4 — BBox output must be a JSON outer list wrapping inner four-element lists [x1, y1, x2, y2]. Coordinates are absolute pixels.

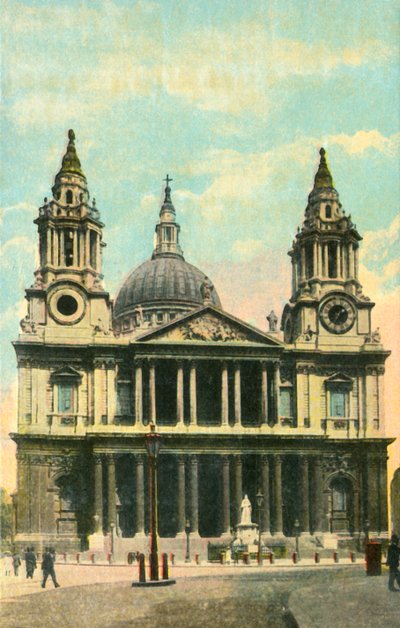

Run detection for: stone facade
[[12, 133, 393, 556]]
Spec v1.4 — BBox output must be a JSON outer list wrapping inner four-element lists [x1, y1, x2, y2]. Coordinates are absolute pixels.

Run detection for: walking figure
[[25, 547, 37, 579], [12, 552, 21, 576], [386, 534, 400, 592], [41, 547, 60, 588]]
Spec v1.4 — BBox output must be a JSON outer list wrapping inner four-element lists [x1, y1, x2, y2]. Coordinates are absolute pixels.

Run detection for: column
[[94, 454, 103, 533], [335, 242, 340, 278], [54, 229, 59, 266], [107, 364, 116, 425], [134, 361, 143, 425], [79, 230, 84, 268], [96, 233, 101, 271], [221, 362, 229, 426], [177, 456, 186, 534], [318, 242, 323, 277], [234, 362, 241, 426], [149, 361, 156, 424], [189, 456, 199, 534], [93, 361, 103, 425], [106, 454, 117, 531], [222, 456, 231, 535], [348, 242, 354, 278], [300, 246, 306, 281], [341, 243, 346, 280], [234, 456, 242, 526], [273, 455, 283, 535], [73, 228, 78, 266], [312, 456, 324, 533], [299, 456, 310, 533], [261, 455, 270, 535], [378, 456, 388, 535], [323, 243, 329, 277], [85, 229, 90, 266], [176, 361, 184, 425], [313, 240, 318, 276], [60, 230, 65, 266], [135, 455, 145, 535], [189, 361, 197, 425], [354, 246, 359, 280], [261, 362, 268, 425], [46, 227, 52, 266], [273, 362, 280, 424]]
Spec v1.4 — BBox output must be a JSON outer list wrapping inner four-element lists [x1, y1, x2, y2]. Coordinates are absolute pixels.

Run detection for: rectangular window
[[280, 389, 292, 417], [332, 487, 346, 511], [330, 390, 346, 417], [116, 383, 132, 416], [58, 384, 74, 413]]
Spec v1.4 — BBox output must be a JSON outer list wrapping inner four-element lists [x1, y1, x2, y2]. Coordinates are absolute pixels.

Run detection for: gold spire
[[57, 129, 85, 179], [313, 147, 333, 189]]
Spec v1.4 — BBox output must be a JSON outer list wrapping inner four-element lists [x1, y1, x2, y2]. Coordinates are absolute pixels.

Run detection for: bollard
[[314, 552, 320, 564], [127, 552, 133, 565], [350, 552, 356, 563], [292, 552, 298, 564], [333, 551, 339, 563], [169, 552, 175, 565], [91, 553, 96, 564], [139, 553, 146, 583], [107, 552, 112, 564], [220, 551, 226, 565], [63, 552, 67, 563], [195, 553, 200, 565], [162, 553, 169, 580], [76, 552, 80, 564], [242, 552, 249, 565], [269, 552, 275, 564]]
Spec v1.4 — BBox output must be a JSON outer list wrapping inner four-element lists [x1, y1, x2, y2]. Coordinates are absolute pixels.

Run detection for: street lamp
[[145, 423, 162, 581], [294, 518, 300, 560], [256, 490, 264, 565], [185, 518, 191, 563]]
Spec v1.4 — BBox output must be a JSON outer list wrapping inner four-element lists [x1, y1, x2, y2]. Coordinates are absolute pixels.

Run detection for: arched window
[[66, 190, 73, 204], [325, 204, 332, 218]]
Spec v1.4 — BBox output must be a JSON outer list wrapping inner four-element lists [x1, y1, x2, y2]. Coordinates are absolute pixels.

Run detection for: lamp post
[[294, 518, 300, 561], [256, 489, 264, 565], [145, 423, 162, 581], [185, 518, 191, 563], [364, 518, 370, 545]]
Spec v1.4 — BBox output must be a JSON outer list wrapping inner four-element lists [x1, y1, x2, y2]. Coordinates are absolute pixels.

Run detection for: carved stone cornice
[[93, 358, 115, 370], [322, 454, 356, 475], [366, 366, 385, 376]]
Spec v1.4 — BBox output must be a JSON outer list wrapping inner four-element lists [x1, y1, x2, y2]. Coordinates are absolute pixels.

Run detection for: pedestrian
[[41, 547, 60, 588], [386, 534, 400, 592], [25, 546, 37, 579], [12, 552, 21, 576], [3, 552, 13, 576]]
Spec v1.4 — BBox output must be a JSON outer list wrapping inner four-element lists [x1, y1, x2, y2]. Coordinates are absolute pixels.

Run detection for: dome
[[114, 255, 221, 324]]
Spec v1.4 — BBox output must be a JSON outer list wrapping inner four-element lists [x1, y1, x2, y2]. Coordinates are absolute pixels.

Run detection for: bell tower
[[34, 129, 105, 290], [281, 148, 375, 349], [20, 130, 111, 340]]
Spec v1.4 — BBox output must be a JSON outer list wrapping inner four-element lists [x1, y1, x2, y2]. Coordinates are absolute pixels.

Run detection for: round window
[[57, 294, 78, 316]]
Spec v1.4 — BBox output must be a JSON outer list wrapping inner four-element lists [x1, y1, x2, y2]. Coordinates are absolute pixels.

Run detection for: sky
[[1, 0, 399, 493]]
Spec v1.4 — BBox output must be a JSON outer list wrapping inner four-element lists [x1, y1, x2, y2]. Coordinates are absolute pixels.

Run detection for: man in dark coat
[[386, 534, 400, 592], [25, 547, 37, 579], [41, 547, 60, 588]]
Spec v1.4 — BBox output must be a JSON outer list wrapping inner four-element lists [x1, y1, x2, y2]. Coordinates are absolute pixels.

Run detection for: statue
[[372, 327, 381, 343], [200, 276, 214, 302], [240, 494, 252, 525], [266, 310, 278, 332]]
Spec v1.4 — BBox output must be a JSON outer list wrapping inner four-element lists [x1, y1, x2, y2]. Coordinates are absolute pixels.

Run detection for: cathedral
[[12, 130, 392, 557]]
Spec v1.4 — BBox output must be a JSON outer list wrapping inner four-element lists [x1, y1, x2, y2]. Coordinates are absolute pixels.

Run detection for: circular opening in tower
[[57, 294, 78, 316]]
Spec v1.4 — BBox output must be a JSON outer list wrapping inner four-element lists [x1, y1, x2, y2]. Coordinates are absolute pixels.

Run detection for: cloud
[[328, 131, 400, 156], [360, 214, 400, 265], [0, 202, 36, 227], [0, 380, 17, 492], [232, 239, 264, 260]]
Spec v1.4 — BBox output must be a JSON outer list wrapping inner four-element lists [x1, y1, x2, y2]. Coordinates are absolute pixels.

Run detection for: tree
[[0, 488, 13, 550]]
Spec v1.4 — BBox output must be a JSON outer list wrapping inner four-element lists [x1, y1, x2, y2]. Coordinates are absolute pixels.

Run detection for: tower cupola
[[34, 130, 105, 290], [152, 175, 183, 259]]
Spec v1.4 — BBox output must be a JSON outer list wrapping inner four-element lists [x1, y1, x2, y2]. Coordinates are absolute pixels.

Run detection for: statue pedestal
[[233, 523, 259, 546]]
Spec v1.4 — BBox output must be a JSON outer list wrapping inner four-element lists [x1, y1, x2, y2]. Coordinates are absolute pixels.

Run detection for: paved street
[[1, 564, 399, 627]]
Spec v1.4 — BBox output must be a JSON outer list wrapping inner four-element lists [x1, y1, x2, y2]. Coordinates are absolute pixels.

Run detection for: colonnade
[[42, 225, 101, 270], [92, 452, 326, 538], [293, 239, 359, 292], [131, 359, 280, 426]]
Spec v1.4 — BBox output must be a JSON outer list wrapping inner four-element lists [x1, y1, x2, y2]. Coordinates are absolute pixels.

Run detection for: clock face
[[319, 297, 355, 334], [48, 286, 86, 325]]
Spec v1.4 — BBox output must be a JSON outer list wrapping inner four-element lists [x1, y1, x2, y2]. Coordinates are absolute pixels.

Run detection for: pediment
[[136, 306, 282, 346], [50, 366, 82, 382], [325, 372, 353, 385]]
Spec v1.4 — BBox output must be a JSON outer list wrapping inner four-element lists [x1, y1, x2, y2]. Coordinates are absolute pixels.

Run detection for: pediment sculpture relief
[[181, 315, 247, 342]]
